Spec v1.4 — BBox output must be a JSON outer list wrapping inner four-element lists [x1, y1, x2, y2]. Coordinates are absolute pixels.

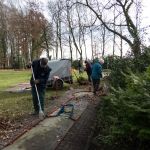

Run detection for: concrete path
[[4, 116, 73, 150], [3, 92, 93, 150], [56, 102, 98, 150], [5, 83, 31, 93]]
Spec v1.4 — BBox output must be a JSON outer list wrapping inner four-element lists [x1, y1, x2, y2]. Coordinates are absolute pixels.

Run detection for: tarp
[[47, 59, 71, 81]]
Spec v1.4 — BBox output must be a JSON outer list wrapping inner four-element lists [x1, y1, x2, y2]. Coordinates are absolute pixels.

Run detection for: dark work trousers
[[87, 73, 91, 82], [92, 79, 100, 94], [31, 85, 45, 112]]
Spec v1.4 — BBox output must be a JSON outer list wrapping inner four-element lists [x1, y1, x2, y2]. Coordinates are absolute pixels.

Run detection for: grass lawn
[[0, 70, 31, 119], [0, 88, 68, 120], [0, 69, 88, 120], [0, 70, 64, 120], [0, 70, 31, 90]]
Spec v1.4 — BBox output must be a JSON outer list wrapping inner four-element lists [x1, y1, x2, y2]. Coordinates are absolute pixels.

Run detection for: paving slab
[[55, 100, 100, 150], [4, 116, 73, 150], [3, 93, 91, 150]]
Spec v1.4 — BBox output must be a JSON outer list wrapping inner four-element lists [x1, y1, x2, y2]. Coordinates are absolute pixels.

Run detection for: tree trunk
[[69, 35, 73, 62], [56, 20, 59, 59], [90, 29, 94, 59], [102, 25, 106, 57]]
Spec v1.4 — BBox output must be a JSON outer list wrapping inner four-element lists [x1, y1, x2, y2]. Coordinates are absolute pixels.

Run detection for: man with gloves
[[30, 58, 51, 115]]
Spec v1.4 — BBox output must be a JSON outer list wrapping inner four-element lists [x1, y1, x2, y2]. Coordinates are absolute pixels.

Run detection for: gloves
[[34, 80, 40, 84]]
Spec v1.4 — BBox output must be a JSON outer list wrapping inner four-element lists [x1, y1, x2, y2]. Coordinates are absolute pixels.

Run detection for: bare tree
[[73, 0, 142, 58], [101, 25, 106, 57], [66, 1, 82, 60], [112, 6, 116, 56], [42, 22, 54, 60], [69, 35, 73, 62], [0, 0, 53, 69], [0, 1, 8, 68], [48, 0, 64, 59]]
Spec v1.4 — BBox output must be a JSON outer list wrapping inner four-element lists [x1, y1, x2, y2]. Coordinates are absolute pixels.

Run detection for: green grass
[[0, 70, 31, 119], [0, 91, 33, 119], [0, 69, 88, 120], [0, 70, 73, 120], [0, 69, 87, 90], [0, 70, 31, 90], [0, 89, 68, 120]]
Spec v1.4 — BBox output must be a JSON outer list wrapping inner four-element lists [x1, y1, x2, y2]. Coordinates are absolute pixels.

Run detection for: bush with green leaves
[[72, 59, 84, 70], [94, 67, 150, 150], [103, 47, 150, 71], [129, 47, 150, 73], [109, 57, 133, 89], [103, 47, 150, 89]]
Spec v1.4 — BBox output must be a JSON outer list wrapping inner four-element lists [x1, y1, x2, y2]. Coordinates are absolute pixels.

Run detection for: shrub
[[103, 47, 150, 89], [94, 67, 150, 150], [105, 56, 134, 89]]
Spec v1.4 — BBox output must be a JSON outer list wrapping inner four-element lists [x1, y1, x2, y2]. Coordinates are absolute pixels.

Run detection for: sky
[[5, 0, 150, 34], [40, 0, 150, 26], [141, 1, 150, 25], [8, 0, 149, 59], [39, 0, 150, 59]]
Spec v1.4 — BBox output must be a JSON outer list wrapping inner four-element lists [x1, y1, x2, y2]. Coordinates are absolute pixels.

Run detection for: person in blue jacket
[[30, 58, 51, 115], [91, 58, 104, 95]]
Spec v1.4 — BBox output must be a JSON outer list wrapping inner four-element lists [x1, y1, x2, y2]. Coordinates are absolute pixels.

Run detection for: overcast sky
[[39, 0, 150, 58], [141, 1, 150, 28], [40, 0, 150, 26]]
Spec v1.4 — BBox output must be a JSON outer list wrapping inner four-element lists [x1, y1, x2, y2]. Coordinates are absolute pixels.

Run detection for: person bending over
[[30, 58, 51, 115]]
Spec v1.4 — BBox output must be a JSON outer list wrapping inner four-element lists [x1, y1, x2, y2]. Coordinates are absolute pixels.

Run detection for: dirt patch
[[5, 83, 31, 92], [0, 91, 71, 149], [0, 87, 96, 150], [0, 115, 40, 149]]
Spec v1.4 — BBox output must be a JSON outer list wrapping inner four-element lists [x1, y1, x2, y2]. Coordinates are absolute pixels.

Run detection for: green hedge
[[94, 67, 150, 150]]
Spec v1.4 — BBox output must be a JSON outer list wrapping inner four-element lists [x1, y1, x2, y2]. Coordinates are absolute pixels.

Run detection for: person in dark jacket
[[30, 58, 51, 115], [84, 60, 92, 82], [91, 58, 104, 95]]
